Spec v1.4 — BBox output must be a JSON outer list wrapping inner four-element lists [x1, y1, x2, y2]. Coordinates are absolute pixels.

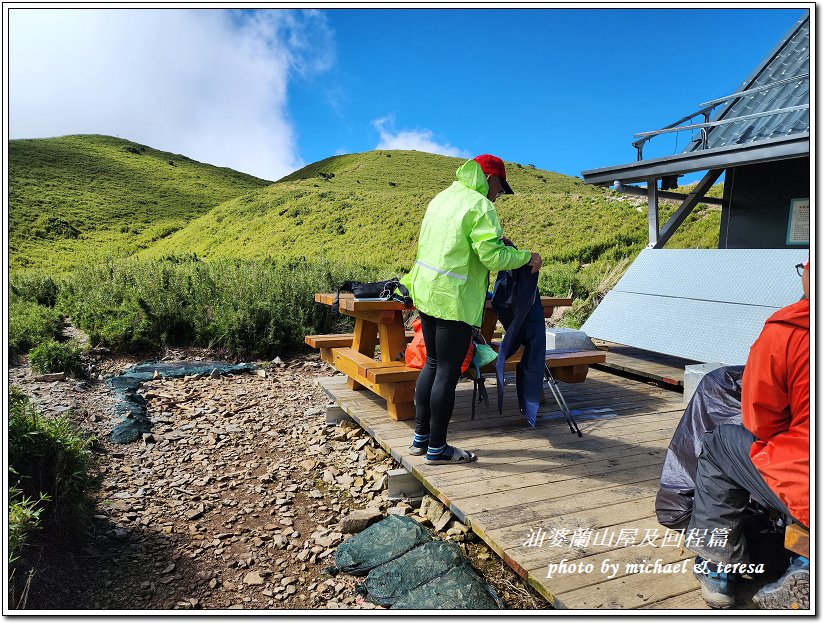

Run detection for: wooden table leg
[[379, 311, 407, 362], [348, 318, 378, 390], [386, 381, 416, 421]]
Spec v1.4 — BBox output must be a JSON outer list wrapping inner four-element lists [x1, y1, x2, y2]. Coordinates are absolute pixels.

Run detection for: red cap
[[473, 154, 514, 194]]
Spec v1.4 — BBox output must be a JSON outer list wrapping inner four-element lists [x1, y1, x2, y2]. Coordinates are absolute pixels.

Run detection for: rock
[[338, 508, 383, 534], [255, 369, 267, 378], [304, 407, 324, 417], [210, 368, 221, 379], [433, 509, 453, 532], [273, 357, 284, 367], [243, 571, 264, 586], [32, 372, 66, 382], [153, 370, 161, 380], [420, 495, 446, 524], [186, 504, 205, 521]]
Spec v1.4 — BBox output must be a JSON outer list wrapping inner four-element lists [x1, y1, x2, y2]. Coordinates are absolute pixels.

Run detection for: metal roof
[[686, 16, 809, 151], [582, 14, 810, 185]]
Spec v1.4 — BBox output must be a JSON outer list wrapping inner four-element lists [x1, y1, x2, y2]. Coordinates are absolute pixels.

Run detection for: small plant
[[28, 339, 83, 376], [8, 482, 49, 564], [9, 298, 63, 357]]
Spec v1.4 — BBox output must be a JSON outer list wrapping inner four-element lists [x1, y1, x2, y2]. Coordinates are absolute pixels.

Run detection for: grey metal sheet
[[582, 292, 773, 365], [580, 249, 808, 365], [612, 249, 808, 307]]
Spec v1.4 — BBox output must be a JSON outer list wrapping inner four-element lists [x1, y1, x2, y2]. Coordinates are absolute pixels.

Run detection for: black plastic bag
[[655, 365, 745, 528]]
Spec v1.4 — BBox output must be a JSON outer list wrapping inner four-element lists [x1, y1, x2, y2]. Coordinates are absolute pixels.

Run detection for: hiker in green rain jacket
[[402, 155, 542, 465]]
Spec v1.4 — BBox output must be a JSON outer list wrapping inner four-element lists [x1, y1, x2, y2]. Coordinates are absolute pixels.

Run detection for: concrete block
[[683, 362, 725, 405], [325, 406, 355, 426], [387, 468, 426, 500], [545, 328, 596, 351]]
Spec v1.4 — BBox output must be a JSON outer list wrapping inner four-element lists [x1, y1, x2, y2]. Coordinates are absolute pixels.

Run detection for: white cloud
[[9, 9, 335, 180], [372, 116, 470, 158]]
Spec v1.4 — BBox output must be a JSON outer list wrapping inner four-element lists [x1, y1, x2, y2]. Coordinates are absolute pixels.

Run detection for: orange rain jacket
[[741, 298, 810, 528]]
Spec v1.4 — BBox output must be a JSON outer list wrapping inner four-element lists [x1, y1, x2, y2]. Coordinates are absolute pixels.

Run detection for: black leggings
[[414, 311, 473, 449]]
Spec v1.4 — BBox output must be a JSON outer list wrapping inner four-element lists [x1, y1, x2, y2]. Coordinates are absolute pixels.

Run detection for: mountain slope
[[145, 150, 720, 280], [9, 135, 272, 273]]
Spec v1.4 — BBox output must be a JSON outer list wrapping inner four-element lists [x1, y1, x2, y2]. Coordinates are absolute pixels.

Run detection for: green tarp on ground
[[106, 361, 255, 443], [334, 515, 504, 609]]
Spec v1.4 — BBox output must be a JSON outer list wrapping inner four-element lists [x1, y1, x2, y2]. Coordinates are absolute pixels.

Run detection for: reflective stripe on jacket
[[741, 298, 810, 527], [401, 159, 531, 327]]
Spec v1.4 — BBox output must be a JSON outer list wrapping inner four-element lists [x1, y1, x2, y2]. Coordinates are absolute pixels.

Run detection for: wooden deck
[[317, 369, 711, 610], [593, 341, 699, 387]]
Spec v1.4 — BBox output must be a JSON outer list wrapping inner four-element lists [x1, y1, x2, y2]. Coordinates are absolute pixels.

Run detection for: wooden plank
[[785, 524, 810, 558], [552, 557, 700, 609], [450, 463, 669, 516], [367, 366, 421, 383], [531, 543, 698, 596], [489, 496, 659, 552], [640, 589, 708, 609], [314, 292, 353, 305], [430, 446, 668, 495], [349, 318, 379, 390], [340, 298, 411, 312], [305, 331, 414, 349], [469, 480, 662, 533], [509, 515, 681, 573]]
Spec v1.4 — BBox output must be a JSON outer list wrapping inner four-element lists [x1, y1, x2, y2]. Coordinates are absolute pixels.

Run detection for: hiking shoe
[[753, 556, 810, 610], [693, 556, 737, 609]]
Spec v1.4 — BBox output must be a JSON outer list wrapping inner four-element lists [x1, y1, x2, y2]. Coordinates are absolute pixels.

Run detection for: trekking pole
[[544, 365, 583, 437]]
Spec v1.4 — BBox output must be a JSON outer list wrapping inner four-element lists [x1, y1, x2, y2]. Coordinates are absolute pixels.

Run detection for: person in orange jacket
[[688, 260, 810, 609]]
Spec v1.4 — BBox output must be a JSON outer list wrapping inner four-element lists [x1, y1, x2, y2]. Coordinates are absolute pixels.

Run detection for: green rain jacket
[[401, 159, 532, 327]]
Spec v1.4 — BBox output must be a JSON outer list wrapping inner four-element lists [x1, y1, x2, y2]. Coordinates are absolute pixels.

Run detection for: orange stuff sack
[[405, 318, 473, 373]]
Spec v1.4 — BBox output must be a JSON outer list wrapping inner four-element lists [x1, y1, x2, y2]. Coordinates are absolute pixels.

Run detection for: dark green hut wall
[[719, 157, 810, 249]]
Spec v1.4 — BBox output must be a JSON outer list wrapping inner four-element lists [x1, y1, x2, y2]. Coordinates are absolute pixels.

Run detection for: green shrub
[[8, 298, 63, 357], [58, 256, 381, 357], [8, 387, 96, 556], [28, 340, 83, 375], [9, 272, 59, 307]]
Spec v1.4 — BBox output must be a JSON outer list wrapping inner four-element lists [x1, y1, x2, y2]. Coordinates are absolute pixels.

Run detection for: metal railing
[[632, 73, 809, 161]]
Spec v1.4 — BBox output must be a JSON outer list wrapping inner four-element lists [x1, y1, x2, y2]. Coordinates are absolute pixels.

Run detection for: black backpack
[[332, 278, 411, 316]]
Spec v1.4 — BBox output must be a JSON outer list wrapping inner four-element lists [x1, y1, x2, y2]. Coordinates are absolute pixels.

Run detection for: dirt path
[[9, 351, 548, 611]]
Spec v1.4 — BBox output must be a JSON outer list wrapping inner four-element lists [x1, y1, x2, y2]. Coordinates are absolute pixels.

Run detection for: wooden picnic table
[[308, 293, 605, 421]]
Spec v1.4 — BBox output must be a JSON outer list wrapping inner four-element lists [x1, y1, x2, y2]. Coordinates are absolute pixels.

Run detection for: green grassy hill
[[145, 149, 720, 301], [9, 135, 272, 273]]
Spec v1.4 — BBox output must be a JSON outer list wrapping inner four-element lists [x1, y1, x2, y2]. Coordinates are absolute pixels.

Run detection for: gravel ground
[[8, 349, 550, 611]]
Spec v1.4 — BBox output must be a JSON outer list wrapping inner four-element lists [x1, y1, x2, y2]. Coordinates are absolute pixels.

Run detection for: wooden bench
[[362, 348, 607, 384], [785, 524, 810, 559], [306, 332, 415, 366]]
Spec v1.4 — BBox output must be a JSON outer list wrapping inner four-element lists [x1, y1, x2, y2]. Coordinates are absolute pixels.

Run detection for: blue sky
[[9, 7, 808, 182]]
